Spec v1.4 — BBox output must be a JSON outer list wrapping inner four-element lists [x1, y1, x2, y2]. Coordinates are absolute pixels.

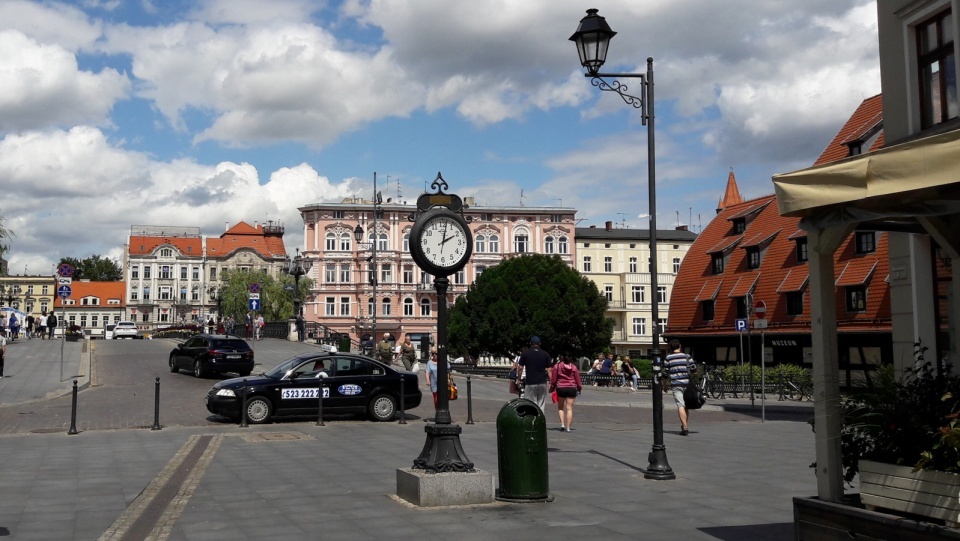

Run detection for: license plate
[[281, 388, 329, 399], [226, 354, 240, 359]]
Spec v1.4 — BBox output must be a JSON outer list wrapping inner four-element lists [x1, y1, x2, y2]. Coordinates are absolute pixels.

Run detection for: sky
[[0, 0, 882, 276]]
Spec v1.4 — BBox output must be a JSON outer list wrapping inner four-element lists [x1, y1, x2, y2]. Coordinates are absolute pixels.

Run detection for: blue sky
[[0, 0, 881, 274]]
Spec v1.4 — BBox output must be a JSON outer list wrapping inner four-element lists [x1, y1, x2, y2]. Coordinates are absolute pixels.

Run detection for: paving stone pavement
[[0, 337, 818, 540]]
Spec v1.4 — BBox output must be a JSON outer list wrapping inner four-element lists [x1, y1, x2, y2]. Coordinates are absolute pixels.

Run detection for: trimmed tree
[[448, 254, 612, 359]]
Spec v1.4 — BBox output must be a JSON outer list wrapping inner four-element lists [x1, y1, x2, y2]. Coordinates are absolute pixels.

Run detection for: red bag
[[551, 390, 558, 403]]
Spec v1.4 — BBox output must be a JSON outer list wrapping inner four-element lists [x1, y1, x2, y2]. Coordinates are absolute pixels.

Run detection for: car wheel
[[193, 360, 208, 378], [169, 355, 179, 373], [368, 394, 397, 422], [244, 396, 272, 424]]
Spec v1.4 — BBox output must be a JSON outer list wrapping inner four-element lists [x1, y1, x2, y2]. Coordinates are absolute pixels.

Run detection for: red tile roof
[[706, 235, 743, 255], [777, 269, 809, 293], [835, 260, 878, 287], [128, 236, 203, 257], [727, 274, 760, 298], [717, 171, 744, 211], [694, 278, 724, 302], [814, 94, 883, 166], [55, 281, 126, 309], [206, 221, 288, 259]]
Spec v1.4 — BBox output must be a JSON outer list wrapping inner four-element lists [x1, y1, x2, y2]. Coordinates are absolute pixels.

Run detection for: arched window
[[403, 298, 414, 316], [381, 297, 391, 315], [325, 233, 337, 251], [544, 236, 555, 254], [420, 298, 432, 316], [377, 233, 388, 251], [403, 233, 410, 252], [339, 233, 351, 251], [489, 235, 500, 253], [514, 233, 529, 253], [368, 297, 376, 316], [476, 235, 486, 253], [558, 236, 568, 254]]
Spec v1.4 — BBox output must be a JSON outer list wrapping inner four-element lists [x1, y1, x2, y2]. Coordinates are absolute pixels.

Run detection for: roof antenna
[[676, 210, 680, 228], [520, 189, 525, 207], [396, 176, 402, 202], [617, 212, 627, 228]]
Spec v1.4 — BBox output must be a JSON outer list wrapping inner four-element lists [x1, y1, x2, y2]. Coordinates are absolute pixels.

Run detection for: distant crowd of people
[[0, 311, 58, 341]]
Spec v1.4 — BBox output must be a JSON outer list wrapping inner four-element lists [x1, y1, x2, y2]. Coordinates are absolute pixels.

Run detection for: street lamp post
[[353, 173, 384, 346], [286, 248, 310, 318], [570, 8, 674, 481]]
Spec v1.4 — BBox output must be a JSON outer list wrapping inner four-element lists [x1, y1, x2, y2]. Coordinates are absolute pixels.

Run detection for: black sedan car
[[205, 352, 422, 423], [169, 334, 254, 378]]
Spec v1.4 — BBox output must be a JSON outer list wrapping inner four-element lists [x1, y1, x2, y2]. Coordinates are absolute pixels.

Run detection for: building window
[[846, 286, 867, 311], [326, 233, 337, 251], [130, 289, 139, 301], [420, 298, 431, 316], [786, 291, 804, 316], [733, 218, 746, 234], [143, 266, 152, 279], [746, 247, 761, 270], [143, 287, 151, 300], [604, 284, 613, 302], [159, 312, 169, 323], [159, 248, 172, 257], [212, 267, 219, 281], [180, 288, 187, 300], [657, 286, 667, 304], [476, 235, 486, 253], [582, 256, 592, 272], [367, 297, 375, 317], [631, 285, 645, 303], [192, 267, 199, 280], [735, 296, 747, 319], [191, 287, 200, 301], [476, 265, 486, 277], [325, 297, 336, 316], [180, 266, 188, 280], [711, 253, 725, 274], [545, 236, 555, 254], [673, 257, 681, 274], [454, 269, 465, 285], [604, 257, 613, 273], [658, 319, 667, 334], [325, 264, 336, 283], [633, 317, 646, 336], [340, 264, 351, 283], [381, 298, 391, 316], [333, 210, 344, 219], [131, 265, 139, 280], [159, 287, 171, 300], [160, 265, 171, 279], [340, 297, 351, 316], [403, 298, 414, 316], [796, 238, 808, 262], [380, 264, 392, 284], [376, 233, 388, 251], [489, 235, 500, 253], [403, 233, 410, 252], [605, 243, 611, 248], [403, 265, 414, 284], [514, 234, 529, 253], [337, 233, 349, 251], [558, 236, 568, 254], [629, 257, 637, 273], [856, 231, 876, 254], [701, 300, 715, 321], [918, 9, 958, 129], [551, 214, 563, 223]]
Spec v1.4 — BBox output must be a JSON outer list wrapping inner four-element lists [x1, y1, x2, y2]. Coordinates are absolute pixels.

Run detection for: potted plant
[[837, 342, 960, 526], [65, 324, 83, 342]]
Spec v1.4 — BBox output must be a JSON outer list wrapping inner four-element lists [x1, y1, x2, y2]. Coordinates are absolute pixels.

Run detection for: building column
[[918, 216, 960, 373], [887, 232, 937, 374]]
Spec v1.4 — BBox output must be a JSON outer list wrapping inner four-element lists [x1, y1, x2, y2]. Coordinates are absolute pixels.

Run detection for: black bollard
[[466, 374, 474, 424], [67, 380, 79, 435], [398, 377, 406, 425], [152, 377, 162, 430], [239, 379, 249, 428], [316, 378, 325, 427]]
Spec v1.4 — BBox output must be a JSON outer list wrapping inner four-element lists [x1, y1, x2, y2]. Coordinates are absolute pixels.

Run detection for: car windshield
[[264, 356, 312, 378], [213, 339, 249, 351]]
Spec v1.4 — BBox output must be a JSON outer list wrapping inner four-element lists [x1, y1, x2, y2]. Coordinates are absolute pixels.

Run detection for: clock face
[[409, 208, 474, 276], [419, 214, 469, 270]]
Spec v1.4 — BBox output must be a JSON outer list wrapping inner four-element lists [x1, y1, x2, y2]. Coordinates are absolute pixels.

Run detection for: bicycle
[[782, 375, 814, 401], [703, 367, 725, 399]]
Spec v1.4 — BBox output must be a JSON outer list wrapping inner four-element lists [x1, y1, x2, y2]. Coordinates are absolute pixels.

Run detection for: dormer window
[[733, 218, 746, 234], [746, 247, 761, 270], [856, 231, 876, 254], [796, 238, 808, 262], [711, 253, 725, 274]]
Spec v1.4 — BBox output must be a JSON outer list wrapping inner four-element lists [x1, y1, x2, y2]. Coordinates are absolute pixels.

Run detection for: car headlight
[[215, 389, 236, 397]]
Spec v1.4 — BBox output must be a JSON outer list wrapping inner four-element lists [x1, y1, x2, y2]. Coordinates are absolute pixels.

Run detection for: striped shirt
[[664, 352, 694, 388]]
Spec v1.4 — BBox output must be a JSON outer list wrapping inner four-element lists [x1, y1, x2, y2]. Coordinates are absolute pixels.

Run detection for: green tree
[[448, 254, 613, 359], [56, 255, 122, 281], [219, 269, 313, 322]]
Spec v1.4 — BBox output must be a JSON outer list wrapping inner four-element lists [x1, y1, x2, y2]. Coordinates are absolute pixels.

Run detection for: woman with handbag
[[549, 354, 583, 433]]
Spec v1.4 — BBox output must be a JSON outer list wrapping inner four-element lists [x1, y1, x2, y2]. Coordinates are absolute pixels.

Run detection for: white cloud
[[0, 30, 130, 133]]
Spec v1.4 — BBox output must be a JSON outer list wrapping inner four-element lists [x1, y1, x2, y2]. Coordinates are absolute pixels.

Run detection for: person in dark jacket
[[47, 312, 58, 339]]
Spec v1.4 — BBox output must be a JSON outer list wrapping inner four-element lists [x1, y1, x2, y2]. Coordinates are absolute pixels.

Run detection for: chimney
[[225, 222, 229, 232], [605, 221, 613, 231], [676, 225, 688, 231], [589, 225, 596, 228], [254, 221, 259, 229]]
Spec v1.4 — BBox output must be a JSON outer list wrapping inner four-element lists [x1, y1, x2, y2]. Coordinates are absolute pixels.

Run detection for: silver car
[[113, 321, 139, 339]]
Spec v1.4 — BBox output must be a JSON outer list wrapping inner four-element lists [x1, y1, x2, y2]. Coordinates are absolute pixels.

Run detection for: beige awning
[[773, 129, 960, 228]]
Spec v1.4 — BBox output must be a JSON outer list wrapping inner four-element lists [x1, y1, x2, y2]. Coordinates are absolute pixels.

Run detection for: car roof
[[116, 321, 136, 326]]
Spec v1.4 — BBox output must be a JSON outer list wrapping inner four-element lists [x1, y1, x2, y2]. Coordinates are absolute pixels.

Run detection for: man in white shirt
[[0, 333, 7, 378]]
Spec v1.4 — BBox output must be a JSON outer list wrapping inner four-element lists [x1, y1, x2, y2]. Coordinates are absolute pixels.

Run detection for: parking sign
[[735, 318, 748, 332]]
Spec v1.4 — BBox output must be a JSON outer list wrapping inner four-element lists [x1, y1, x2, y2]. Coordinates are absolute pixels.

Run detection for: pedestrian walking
[[8, 314, 18, 341], [38, 312, 47, 340], [376, 334, 394, 364], [664, 339, 697, 436], [517, 336, 553, 412], [397, 335, 417, 371], [295, 313, 305, 342], [47, 312, 57, 339], [25, 314, 34, 340], [425, 348, 440, 410], [0, 331, 6, 378], [255, 314, 264, 340], [549, 353, 583, 432]]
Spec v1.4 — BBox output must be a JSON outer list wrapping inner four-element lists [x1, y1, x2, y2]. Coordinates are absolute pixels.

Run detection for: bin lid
[[496, 398, 543, 426]]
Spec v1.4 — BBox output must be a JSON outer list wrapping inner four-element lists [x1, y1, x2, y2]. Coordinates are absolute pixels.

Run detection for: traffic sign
[[248, 293, 261, 300], [57, 263, 74, 277], [754, 319, 768, 329], [57, 276, 72, 286], [57, 285, 72, 298], [735, 318, 748, 332], [249, 299, 260, 311], [753, 300, 766, 317], [248, 283, 261, 294]]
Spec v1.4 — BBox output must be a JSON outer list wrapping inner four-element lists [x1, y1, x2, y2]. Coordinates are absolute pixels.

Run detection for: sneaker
[[560, 425, 565, 431], [680, 428, 689, 436], [566, 428, 573, 433]]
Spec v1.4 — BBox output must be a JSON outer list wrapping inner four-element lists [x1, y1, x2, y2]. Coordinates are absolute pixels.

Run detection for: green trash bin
[[496, 398, 551, 501], [337, 334, 351, 353]]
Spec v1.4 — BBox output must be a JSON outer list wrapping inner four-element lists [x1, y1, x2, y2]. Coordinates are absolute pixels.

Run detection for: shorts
[[672, 387, 686, 409], [556, 387, 578, 399]]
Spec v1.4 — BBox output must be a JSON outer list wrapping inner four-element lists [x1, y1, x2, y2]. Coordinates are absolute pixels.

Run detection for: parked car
[[205, 352, 422, 423], [113, 321, 139, 339], [170, 334, 254, 378]]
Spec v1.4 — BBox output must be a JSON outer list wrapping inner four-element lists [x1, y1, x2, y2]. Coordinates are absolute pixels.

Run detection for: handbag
[[411, 361, 420, 373], [448, 373, 458, 400], [683, 381, 706, 410]]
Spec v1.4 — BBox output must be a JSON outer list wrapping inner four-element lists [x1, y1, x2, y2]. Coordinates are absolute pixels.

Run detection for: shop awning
[[773, 129, 960, 229]]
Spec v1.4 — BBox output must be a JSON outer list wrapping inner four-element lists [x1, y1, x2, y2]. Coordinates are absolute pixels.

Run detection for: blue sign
[[735, 318, 748, 332], [248, 283, 261, 293], [57, 263, 74, 277], [249, 299, 260, 311], [57, 285, 72, 298], [338, 384, 362, 396]]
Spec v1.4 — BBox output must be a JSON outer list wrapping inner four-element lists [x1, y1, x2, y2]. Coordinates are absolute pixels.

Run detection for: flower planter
[[860, 459, 960, 527], [64, 334, 81, 342]]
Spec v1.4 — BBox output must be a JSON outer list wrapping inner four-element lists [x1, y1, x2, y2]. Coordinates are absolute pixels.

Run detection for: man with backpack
[[664, 339, 697, 436]]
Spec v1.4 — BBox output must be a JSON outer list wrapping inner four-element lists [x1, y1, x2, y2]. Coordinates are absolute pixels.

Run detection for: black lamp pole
[[289, 248, 307, 318], [571, 8, 674, 481], [353, 174, 383, 343]]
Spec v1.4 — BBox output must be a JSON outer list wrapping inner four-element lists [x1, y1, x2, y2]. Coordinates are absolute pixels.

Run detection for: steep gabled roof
[[814, 94, 884, 166], [717, 170, 744, 212], [206, 221, 288, 259]]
